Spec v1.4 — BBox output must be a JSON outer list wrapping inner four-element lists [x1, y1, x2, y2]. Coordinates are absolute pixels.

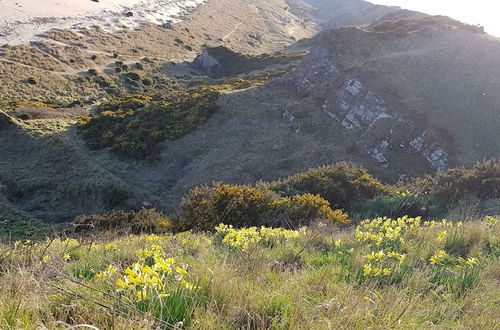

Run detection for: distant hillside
[[1, 0, 499, 232], [284, 15, 498, 169], [288, 0, 426, 28]]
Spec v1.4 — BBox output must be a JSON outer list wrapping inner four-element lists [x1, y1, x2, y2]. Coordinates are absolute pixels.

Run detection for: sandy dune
[[0, 0, 207, 44]]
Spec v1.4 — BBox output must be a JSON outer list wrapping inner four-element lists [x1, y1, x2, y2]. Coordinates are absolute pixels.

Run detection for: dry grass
[[0, 216, 498, 329]]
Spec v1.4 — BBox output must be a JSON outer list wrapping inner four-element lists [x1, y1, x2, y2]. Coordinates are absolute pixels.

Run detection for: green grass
[[0, 216, 498, 329]]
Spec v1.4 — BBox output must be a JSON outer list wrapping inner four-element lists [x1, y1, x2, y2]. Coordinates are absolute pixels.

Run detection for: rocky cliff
[[278, 45, 448, 171]]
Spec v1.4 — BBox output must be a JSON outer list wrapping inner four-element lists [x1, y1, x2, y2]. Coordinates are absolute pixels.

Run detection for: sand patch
[[0, 0, 207, 44]]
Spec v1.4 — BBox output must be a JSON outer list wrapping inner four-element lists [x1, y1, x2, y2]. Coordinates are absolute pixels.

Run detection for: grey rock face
[[281, 46, 448, 172], [193, 48, 219, 74]]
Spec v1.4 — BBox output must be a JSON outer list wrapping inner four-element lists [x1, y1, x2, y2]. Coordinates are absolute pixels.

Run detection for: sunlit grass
[[0, 216, 498, 329]]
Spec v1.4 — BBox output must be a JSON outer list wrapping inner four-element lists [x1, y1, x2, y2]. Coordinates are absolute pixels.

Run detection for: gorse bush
[[77, 90, 219, 159], [269, 193, 349, 227], [176, 183, 349, 231], [270, 162, 392, 211], [96, 94, 152, 113], [430, 158, 500, 202], [176, 183, 271, 231], [73, 209, 171, 234]]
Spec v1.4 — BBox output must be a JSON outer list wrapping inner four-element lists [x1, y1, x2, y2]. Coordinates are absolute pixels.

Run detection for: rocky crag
[[277, 45, 448, 171]]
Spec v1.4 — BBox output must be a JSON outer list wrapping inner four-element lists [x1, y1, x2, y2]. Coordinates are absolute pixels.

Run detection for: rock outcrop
[[192, 48, 220, 74], [279, 46, 448, 171]]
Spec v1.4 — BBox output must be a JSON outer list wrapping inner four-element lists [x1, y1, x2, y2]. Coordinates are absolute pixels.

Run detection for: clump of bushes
[[269, 162, 393, 211], [77, 89, 219, 159], [176, 183, 271, 231], [72, 209, 171, 234], [269, 193, 350, 226], [96, 94, 152, 113], [175, 183, 349, 231], [430, 158, 500, 203]]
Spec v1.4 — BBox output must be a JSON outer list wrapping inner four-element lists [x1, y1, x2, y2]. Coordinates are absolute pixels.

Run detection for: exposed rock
[[282, 110, 296, 122], [160, 21, 173, 29], [281, 17, 291, 24], [192, 48, 219, 74], [279, 45, 449, 171]]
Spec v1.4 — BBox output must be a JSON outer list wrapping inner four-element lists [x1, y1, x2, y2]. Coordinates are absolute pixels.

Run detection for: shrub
[[270, 162, 392, 210], [88, 68, 98, 75], [123, 72, 142, 81], [356, 193, 432, 219], [77, 90, 219, 159], [268, 193, 349, 227], [27, 77, 38, 85], [72, 209, 171, 234], [176, 183, 271, 231], [95, 94, 151, 113], [176, 185, 349, 231], [430, 158, 500, 202]]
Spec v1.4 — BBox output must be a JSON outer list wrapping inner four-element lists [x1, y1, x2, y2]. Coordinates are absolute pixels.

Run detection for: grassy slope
[[0, 0, 316, 105], [0, 216, 498, 328], [0, 118, 146, 226], [313, 20, 500, 167]]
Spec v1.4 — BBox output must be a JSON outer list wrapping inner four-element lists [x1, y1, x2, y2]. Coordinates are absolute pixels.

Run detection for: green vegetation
[[0, 188, 50, 239], [73, 209, 171, 235], [175, 183, 348, 231], [0, 216, 497, 328], [77, 90, 219, 159], [430, 158, 500, 203], [356, 193, 433, 219], [269, 162, 392, 211], [26, 77, 38, 85]]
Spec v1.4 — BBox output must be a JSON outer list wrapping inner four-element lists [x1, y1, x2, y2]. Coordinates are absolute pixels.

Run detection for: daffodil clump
[[355, 216, 462, 248], [355, 216, 423, 248], [428, 249, 481, 296], [214, 224, 306, 250], [112, 245, 194, 302], [484, 215, 498, 229], [363, 250, 407, 277], [428, 249, 479, 269]]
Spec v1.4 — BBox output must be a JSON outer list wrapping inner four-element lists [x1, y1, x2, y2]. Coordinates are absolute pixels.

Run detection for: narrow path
[[65, 126, 162, 206], [222, 22, 242, 42]]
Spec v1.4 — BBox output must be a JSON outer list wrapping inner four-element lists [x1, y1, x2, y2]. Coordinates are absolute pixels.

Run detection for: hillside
[[0, 1, 500, 327], [278, 16, 499, 169], [0, 0, 499, 235]]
